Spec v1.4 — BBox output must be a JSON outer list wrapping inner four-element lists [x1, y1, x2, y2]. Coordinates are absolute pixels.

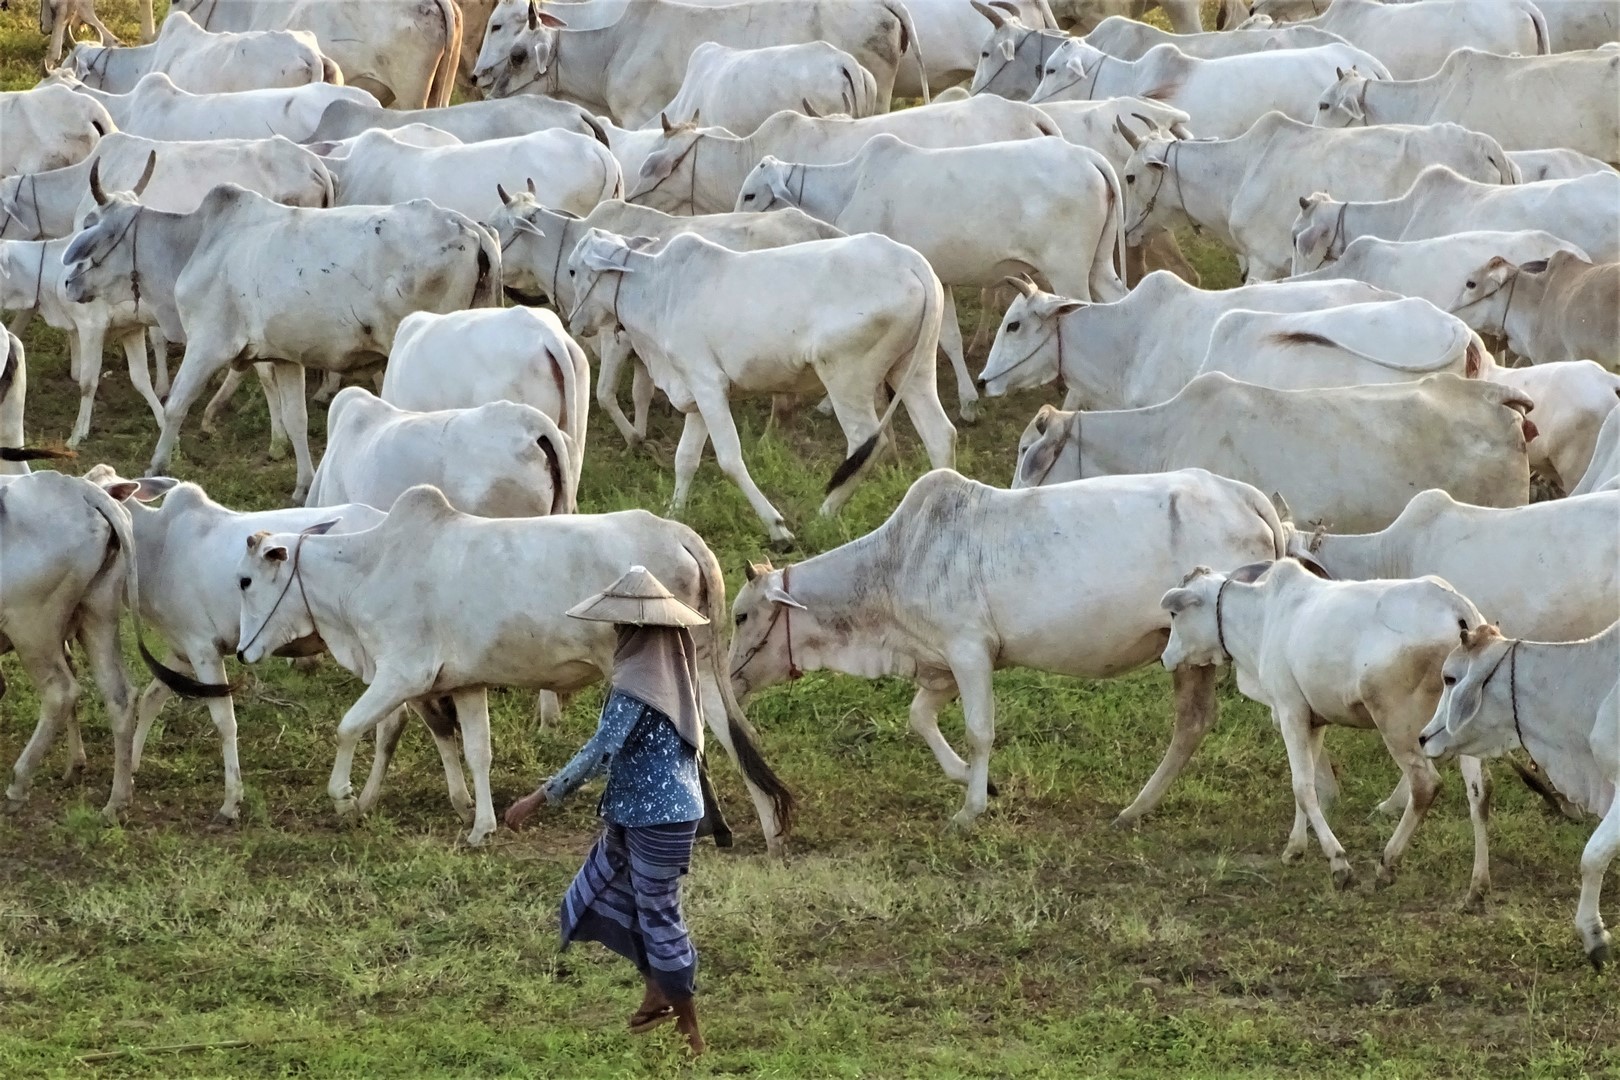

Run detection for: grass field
[[4, 3, 1619, 1077]]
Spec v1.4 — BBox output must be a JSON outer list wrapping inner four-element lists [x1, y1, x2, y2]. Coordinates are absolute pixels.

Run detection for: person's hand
[[504, 788, 547, 830]]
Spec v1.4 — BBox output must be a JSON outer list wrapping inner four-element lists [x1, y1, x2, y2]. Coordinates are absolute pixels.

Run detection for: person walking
[[504, 565, 714, 1056]]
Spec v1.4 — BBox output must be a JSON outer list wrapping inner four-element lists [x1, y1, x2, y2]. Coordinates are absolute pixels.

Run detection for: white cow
[[0, 472, 140, 821], [1293, 168, 1620, 273], [1026, 40, 1391, 139], [56, 71, 375, 142], [1314, 52, 1620, 165], [1013, 373, 1533, 531], [1083, 13, 1350, 59], [626, 96, 1060, 214], [168, 0, 462, 109], [567, 229, 955, 542], [1286, 489, 1620, 643], [0, 132, 334, 241], [900, 0, 1057, 91], [1508, 148, 1617, 182], [0, 83, 114, 177], [1572, 406, 1620, 496], [728, 467, 1290, 828], [83, 467, 385, 823], [482, 0, 925, 122], [306, 94, 605, 144], [1116, 113, 1515, 282], [649, 41, 879, 134], [735, 136, 1124, 420], [234, 484, 799, 850], [308, 388, 575, 519], [1286, 231, 1591, 312], [979, 274, 1431, 409], [0, 332, 30, 475], [381, 307, 590, 493], [1161, 560, 1493, 901], [1248, 0, 1548, 78], [1449, 251, 1620, 370], [321, 128, 621, 220], [1420, 622, 1620, 966], [40, 0, 156, 66], [61, 184, 502, 503], [487, 193, 846, 446], [63, 11, 341, 95], [1486, 362, 1620, 490]]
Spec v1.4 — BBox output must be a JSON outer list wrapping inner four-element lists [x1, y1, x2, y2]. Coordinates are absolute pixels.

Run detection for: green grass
[[4, 3, 1619, 1077]]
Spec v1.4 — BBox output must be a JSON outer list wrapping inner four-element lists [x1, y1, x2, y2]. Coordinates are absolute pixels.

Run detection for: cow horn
[[131, 150, 157, 197], [526, 0, 541, 31], [1002, 274, 1038, 297], [1169, 121, 1193, 140], [1131, 111, 1163, 134], [497, 183, 513, 206], [526, 176, 537, 196], [970, 0, 1007, 28], [660, 112, 674, 135], [88, 158, 107, 206], [1114, 116, 1142, 151], [801, 97, 820, 118], [1298, 195, 1311, 211]]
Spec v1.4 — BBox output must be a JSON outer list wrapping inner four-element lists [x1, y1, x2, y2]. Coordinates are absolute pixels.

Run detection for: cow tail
[[583, 112, 611, 148], [425, 0, 460, 108], [470, 222, 503, 308], [79, 481, 234, 698], [553, 334, 589, 469], [536, 428, 573, 514], [1091, 155, 1128, 298], [826, 260, 940, 497], [680, 528, 796, 843], [1251, 484, 1288, 561], [316, 159, 337, 207], [1492, 149, 1520, 185], [90, 117, 109, 136], [885, 0, 929, 103]]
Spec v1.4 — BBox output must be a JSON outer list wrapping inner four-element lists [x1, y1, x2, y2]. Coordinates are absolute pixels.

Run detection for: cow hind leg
[[946, 652, 997, 830], [895, 362, 957, 473], [1374, 721, 1441, 889], [200, 367, 245, 435], [939, 290, 979, 423], [1115, 663, 1218, 828], [328, 671, 431, 819], [80, 607, 136, 822], [630, 357, 656, 442], [5, 638, 79, 812], [132, 677, 174, 773]]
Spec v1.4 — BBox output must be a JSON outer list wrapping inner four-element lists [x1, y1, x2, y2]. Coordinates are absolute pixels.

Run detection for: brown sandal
[[627, 1006, 675, 1033]]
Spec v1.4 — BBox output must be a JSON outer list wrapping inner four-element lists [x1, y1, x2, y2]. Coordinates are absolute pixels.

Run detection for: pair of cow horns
[[87, 151, 157, 207], [1001, 274, 1039, 297], [1115, 112, 1177, 151], [495, 177, 541, 206]]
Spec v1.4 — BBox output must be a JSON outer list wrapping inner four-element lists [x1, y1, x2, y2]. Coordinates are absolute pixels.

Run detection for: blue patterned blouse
[[542, 690, 704, 826]]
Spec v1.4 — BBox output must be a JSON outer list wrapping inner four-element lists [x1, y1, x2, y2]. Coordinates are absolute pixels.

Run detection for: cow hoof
[[1589, 938, 1612, 971], [958, 402, 980, 426], [1109, 812, 1142, 831], [62, 760, 86, 783], [267, 441, 290, 462], [1282, 845, 1306, 864], [332, 796, 358, 820], [99, 804, 128, 826], [946, 810, 979, 833], [986, 779, 999, 798], [1374, 866, 1396, 890], [212, 810, 239, 827], [1460, 888, 1488, 914], [465, 826, 494, 847], [454, 803, 476, 826], [3, 797, 27, 816], [1332, 865, 1356, 891]]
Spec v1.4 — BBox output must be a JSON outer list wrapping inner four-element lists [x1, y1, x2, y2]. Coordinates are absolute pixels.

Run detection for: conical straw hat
[[565, 565, 710, 627]]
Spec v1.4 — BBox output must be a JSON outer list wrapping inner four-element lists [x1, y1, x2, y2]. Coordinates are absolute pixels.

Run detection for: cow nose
[[235, 649, 248, 663], [974, 377, 988, 392], [1417, 731, 1431, 748]]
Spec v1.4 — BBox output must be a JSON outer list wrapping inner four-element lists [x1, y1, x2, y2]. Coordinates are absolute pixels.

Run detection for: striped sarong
[[560, 819, 701, 998]]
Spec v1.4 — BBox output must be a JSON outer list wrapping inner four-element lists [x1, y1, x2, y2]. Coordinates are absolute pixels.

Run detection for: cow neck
[[1030, 409, 1078, 487], [545, 212, 573, 301], [543, 22, 616, 116], [240, 533, 325, 659], [1509, 636, 1617, 816], [81, 43, 117, 87], [1355, 78, 1375, 125], [1322, 203, 1348, 265], [0, 173, 42, 241], [1213, 577, 1233, 660], [979, 27, 1059, 97]]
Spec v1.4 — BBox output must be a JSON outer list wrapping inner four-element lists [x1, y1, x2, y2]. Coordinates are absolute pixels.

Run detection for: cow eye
[[1318, 103, 1328, 111], [1007, 320, 1020, 333], [239, 576, 251, 590], [1044, 66, 1054, 76], [1126, 174, 1135, 184], [735, 613, 748, 626], [742, 192, 755, 202], [1443, 675, 1457, 686], [567, 268, 575, 276], [1464, 279, 1476, 289]]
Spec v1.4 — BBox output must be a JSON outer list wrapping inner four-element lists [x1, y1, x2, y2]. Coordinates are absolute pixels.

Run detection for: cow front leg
[[592, 329, 643, 447], [329, 673, 428, 820], [188, 651, 244, 823], [357, 708, 409, 815], [1277, 704, 1353, 888], [1115, 663, 1219, 828], [66, 324, 103, 447], [151, 340, 235, 475], [1283, 723, 1330, 862], [119, 327, 164, 427], [946, 652, 997, 830], [670, 410, 710, 512], [908, 683, 968, 784], [268, 361, 313, 504], [311, 369, 343, 405], [694, 392, 794, 543], [1578, 798, 1620, 968], [1460, 755, 1493, 909], [630, 356, 656, 441], [939, 289, 979, 424], [451, 690, 497, 845]]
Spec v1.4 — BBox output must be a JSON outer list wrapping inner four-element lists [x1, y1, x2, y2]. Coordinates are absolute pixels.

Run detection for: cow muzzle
[[63, 269, 92, 303]]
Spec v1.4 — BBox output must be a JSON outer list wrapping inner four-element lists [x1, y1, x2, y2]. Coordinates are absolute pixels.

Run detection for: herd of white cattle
[[1, 0, 1618, 968]]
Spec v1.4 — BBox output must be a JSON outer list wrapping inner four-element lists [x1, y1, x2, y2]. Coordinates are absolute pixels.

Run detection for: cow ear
[[625, 234, 658, 253], [638, 148, 679, 184], [118, 476, 178, 502], [300, 519, 340, 537], [104, 480, 141, 502], [538, 11, 567, 29], [1335, 66, 1345, 80], [764, 582, 807, 610], [1032, 402, 1057, 435], [1298, 195, 1311, 211], [1160, 587, 1200, 614], [1271, 491, 1292, 523], [1444, 659, 1491, 733], [262, 544, 290, 563], [766, 167, 796, 203], [1047, 299, 1084, 318], [998, 37, 1016, 61]]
